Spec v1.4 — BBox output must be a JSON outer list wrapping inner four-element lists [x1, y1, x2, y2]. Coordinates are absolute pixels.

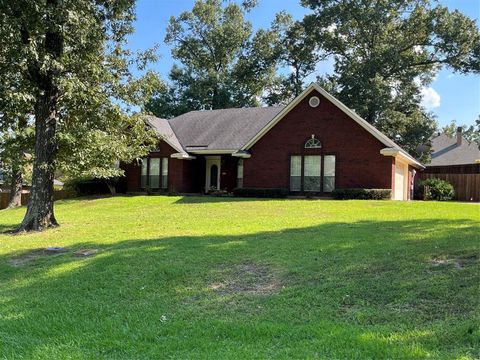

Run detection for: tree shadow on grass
[[0, 219, 478, 359], [172, 195, 276, 204]]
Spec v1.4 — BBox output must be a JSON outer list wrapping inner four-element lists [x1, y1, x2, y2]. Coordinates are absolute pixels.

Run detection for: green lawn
[[0, 196, 478, 359]]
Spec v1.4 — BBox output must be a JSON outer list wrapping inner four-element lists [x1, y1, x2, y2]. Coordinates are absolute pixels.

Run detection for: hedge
[[332, 188, 391, 200], [65, 179, 111, 196], [233, 188, 289, 198]]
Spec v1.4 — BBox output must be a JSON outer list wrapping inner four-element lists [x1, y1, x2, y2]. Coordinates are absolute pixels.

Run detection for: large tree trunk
[[18, 88, 59, 231], [16, 0, 63, 231], [106, 180, 117, 196], [7, 166, 23, 209]]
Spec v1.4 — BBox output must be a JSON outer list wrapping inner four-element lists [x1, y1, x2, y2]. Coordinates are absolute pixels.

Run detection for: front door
[[205, 156, 221, 192]]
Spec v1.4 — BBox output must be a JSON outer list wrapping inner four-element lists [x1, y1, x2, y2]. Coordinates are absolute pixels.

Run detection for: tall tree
[[442, 117, 480, 149], [1, 0, 159, 231], [301, 0, 480, 160], [0, 117, 33, 208], [146, 0, 277, 118], [264, 12, 325, 105], [0, 41, 35, 208]]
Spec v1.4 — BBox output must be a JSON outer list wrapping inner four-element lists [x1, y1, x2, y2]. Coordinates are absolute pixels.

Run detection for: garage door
[[394, 162, 405, 200]]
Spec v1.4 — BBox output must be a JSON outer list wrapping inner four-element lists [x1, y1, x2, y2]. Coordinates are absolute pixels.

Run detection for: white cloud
[[420, 86, 441, 110]]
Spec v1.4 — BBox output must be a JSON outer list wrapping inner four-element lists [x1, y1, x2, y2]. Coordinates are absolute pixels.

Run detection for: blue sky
[[128, 0, 480, 127]]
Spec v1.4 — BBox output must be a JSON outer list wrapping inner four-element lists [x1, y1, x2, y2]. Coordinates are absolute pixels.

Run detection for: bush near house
[[233, 187, 289, 198], [64, 179, 112, 196], [417, 178, 455, 201], [332, 188, 392, 200]]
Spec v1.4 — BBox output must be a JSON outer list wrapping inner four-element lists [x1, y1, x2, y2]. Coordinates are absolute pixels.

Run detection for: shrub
[[64, 179, 111, 196], [417, 178, 454, 201], [233, 188, 289, 198], [332, 188, 391, 200]]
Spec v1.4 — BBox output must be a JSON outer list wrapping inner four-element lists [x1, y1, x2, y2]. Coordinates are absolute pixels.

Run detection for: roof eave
[[232, 150, 251, 158], [380, 148, 425, 169], [171, 152, 196, 160]]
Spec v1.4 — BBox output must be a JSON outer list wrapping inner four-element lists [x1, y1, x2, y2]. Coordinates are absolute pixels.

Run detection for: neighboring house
[[418, 128, 480, 201], [122, 83, 423, 200], [429, 129, 480, 166]]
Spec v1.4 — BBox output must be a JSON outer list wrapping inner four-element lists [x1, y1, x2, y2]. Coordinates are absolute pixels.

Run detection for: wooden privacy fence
[[416, 172, 480, 202], [0, 190, 68, 210]]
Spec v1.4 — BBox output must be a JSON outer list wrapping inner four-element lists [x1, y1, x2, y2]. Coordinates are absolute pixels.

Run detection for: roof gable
[[145, 116, 186, 155], [241, 83, 422, 167], [429, 133, 480, 166], [242, 83, 399, 150]]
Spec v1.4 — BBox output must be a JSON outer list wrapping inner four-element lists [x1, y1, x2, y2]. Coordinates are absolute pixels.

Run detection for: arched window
[[305, 135, 322, 149]]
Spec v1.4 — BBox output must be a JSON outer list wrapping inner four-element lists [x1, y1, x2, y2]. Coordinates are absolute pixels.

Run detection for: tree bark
[[16, 0, 63, 231], [17, 87, 59, 231], [106, 180, 117, 196], [7, 166, 23, 209]]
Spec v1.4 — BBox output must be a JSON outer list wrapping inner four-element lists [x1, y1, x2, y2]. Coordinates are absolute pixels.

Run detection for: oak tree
[[1, 0, 159, 230]]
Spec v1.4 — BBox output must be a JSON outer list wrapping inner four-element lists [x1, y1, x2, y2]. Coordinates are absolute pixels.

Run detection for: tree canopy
[[145, 0, 278, 118], [301, 0, 480, 160], [0, 0, 159, 230], [442, 117, 480, 149]]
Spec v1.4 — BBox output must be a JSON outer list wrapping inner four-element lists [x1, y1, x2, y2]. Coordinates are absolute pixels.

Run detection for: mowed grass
[[0, 196, 478, 359]]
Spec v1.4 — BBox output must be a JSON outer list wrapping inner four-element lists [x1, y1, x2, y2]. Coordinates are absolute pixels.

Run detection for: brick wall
[[243, 89, 394, 191]]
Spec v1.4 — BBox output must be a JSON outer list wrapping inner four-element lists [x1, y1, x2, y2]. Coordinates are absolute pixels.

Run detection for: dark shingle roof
[[168, 107, 284, 151], [145, 115, 186, 154], [429, 133, 480, 166]]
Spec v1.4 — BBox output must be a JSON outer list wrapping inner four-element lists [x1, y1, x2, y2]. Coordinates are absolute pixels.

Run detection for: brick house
[[122, 83, 423, 200]]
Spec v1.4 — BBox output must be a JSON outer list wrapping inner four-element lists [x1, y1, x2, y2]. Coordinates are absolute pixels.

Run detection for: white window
[[290, 156, 302, 191], [161, 157, 168, 189], [141, 158, 148, 188], [305, 135, 322, 149], [323, 155, 336, 192], [237, 159, 244, 188], [149, 158, 160, 189], [303, 155, 321, 192]]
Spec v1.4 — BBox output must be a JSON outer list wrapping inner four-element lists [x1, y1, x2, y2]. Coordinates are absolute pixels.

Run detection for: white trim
[[309, 96, 320, 108], [170, 153, 196, 160], [380, 148, 424, 169], [241, 82, 423, 169], [232, 151, 251, 158], [188, 149, 235, 154]]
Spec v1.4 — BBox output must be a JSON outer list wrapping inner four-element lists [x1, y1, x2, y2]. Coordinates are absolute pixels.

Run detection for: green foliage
[[301, 0, 480, 159], [332, 188, 392, 200], [0, 197, 478, 358], [0, 0, 161, 183], [442, 117, 480, 149], [418, 178, 455, 201], [377, 109, 437, 162], [233, 187, 289, 198], [263, 12, 324, 105], [145, 0, 277, 118]]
